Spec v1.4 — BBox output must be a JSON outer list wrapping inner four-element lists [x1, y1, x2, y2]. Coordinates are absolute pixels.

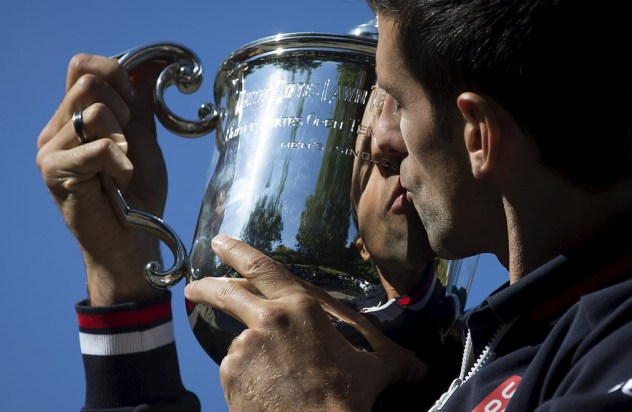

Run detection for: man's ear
[[355, 237, 371, 261], [456, 92, 501, 179]]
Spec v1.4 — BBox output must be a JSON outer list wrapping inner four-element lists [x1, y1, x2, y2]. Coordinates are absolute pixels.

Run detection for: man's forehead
[[375, 16, 405, 96]]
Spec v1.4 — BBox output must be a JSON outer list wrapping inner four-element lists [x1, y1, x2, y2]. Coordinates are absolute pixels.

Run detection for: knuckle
[[216, 279, 238, 304], [244, 253, 277, 277], [76, 74, 100, 95], [92, 139, 131, 171], [91, 137, 115, 154], [256, 305, 291, 330], [293, 292, 319, 309], [219, 353, 242, 396], [226, 330, 263, 358], [68, 53, 92, 75], [290, 293, 324, 321], [35, 149, 48, 172], [86, 102, 110, 121]]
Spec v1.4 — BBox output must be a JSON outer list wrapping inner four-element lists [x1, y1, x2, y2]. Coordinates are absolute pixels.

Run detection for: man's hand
[[185, 234, 426, 412], [36, 53, 168, 305]]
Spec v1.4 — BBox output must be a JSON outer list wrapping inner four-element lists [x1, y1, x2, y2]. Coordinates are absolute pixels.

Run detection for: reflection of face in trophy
[[351, 85, 437, 300]]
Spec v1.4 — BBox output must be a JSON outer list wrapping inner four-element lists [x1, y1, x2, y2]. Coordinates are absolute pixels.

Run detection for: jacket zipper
[[428, 320, 515, 411]]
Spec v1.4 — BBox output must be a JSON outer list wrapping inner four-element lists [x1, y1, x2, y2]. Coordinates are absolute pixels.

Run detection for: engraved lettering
[[321, 79, 330, 101], [236, 82, 323, 115], [354, 124, 370, 135], [226, 122, 259, 140], [282, 82, 320, 99], [225, 116, 304, 142], [335, 147, 399, 171], [280, 141, 326, 150], [321, 84, 370, 104], [305, 113, 346, 130]]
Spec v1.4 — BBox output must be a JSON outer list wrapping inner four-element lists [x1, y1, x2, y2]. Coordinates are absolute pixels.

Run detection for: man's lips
[[388, 183, 410, 212], [398, 174, 415, 206]]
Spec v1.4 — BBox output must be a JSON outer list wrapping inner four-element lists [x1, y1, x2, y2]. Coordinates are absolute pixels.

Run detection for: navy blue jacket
[[76, 212, 632, 411], [434, 213, 632, 411]]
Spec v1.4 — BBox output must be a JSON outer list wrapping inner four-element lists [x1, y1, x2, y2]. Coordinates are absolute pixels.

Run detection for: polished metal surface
[[114, 42, 218, 138], [185, 30, 380, 359], [189, 32, 378, 290], [87, 23, 481, 360]]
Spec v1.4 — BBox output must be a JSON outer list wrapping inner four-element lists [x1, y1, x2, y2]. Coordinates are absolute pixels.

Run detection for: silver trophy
[[96, 23, 479, 359]]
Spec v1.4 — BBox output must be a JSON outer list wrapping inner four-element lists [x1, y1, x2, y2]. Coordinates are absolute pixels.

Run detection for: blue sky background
[[0, 1, 508, 410]]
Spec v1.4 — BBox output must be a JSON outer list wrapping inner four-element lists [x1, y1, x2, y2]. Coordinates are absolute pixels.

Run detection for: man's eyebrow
[[374, 78, 398, 103]]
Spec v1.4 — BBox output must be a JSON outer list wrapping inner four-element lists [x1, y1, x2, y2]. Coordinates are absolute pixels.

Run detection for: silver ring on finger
[[72, 110, 88, 144]]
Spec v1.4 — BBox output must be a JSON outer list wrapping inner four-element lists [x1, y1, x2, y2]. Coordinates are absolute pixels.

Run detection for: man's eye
[[370, 85, 387, 114]]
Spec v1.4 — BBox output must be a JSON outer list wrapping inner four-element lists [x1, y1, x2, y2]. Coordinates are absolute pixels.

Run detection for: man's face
[[351, 86, 434, 273], [374, 16, 504, 259]]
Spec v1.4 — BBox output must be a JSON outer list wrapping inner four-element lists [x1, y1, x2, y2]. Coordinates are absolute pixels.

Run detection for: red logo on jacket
[[472, 375, 522, 412]]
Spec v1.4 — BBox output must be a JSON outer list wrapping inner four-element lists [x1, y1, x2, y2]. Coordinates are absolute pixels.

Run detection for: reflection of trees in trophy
[[183, 32, 381, 362], [191, 49, 377, 301], [240, 194, 284, 254], [435, 258, 449, 286], [239, 60, 310, 258], [291, 67, 378, 299]]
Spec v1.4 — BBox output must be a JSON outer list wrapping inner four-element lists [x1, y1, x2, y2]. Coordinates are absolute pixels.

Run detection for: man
[[184, 0, 632, 410], [37, 59, 201, 410], [35, 53, 455, 411]]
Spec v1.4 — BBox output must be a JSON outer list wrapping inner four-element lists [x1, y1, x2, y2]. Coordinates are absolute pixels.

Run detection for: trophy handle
[[114, 43, 219, 137], [92, 43, 218, 288]]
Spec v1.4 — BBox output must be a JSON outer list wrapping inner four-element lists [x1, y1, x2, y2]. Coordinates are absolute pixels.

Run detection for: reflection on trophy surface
[[186, 28, 380, 360], [187, 31, 478, 360], [102, 21, 479, 362]]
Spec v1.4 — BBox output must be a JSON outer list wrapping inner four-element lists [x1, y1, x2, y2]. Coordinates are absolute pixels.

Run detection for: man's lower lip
[[391, 192, 406, 211], [406, 191, 414, 204]]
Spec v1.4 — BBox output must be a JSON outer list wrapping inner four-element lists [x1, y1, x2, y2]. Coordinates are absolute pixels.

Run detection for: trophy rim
[[214, 31, 377, 88]]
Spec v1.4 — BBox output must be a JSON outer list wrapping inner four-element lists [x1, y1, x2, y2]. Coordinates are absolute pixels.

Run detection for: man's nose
[[374, 94, 407, 157]]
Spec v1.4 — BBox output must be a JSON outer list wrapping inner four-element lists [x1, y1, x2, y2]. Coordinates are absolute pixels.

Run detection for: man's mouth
[[389, 183, 410, 212]]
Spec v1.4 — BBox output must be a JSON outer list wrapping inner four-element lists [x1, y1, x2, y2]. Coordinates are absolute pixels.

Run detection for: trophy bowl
[[98, 24, 479, 363]]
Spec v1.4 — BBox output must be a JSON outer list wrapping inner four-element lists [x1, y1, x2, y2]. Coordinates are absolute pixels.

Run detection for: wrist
[[83, 238, 165, 306]]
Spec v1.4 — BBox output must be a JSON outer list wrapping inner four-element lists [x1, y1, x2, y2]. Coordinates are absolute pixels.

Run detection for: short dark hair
[[367, 0, 632, 189]]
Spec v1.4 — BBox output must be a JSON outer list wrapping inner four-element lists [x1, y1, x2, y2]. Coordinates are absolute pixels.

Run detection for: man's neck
[[505, 180, 632, 284], [378, 262, 431, 300]]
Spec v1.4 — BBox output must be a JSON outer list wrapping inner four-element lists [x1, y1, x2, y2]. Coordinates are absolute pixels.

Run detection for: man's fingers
[[184, 277, 265, 327], [66, 53, 134, 103], [210, 235, 305, 299], [38, 72, 132, 150], [38, 138, 133, 197], [40, 103, 127, 154]]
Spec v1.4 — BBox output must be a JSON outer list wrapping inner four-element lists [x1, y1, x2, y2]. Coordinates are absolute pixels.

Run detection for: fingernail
[[212, 234, 229, 248], [184, 281, 196, 297], [116, 139, 128, 154]]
